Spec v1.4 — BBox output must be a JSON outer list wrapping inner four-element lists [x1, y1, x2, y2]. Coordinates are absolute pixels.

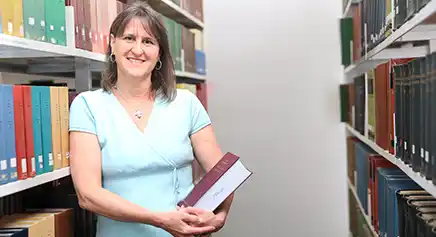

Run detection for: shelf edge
[[0, 167, 71, 198], [345, 124, 436, 198]]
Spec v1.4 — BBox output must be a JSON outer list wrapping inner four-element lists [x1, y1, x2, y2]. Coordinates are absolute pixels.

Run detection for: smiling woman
[[102, 2, 176, 102], [68, 2, 233, 237]]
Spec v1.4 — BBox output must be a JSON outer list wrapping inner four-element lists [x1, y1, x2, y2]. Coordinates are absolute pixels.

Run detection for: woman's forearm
[[78, 187, 164, 227]]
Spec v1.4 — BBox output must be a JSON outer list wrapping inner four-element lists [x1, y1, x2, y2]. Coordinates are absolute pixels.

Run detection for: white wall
[[203, 0, 348, 236]]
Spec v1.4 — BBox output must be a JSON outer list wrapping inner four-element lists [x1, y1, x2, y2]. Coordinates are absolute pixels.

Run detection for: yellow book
[[12, 0, 24, 37], [0, 1, 13, 35], [49, 87, 62, 170], [59, 87, 70, 168]]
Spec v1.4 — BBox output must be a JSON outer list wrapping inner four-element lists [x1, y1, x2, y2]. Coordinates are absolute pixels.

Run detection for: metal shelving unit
[[344, 0, 436, 79], [342, 1, 436, 235], [345, 124, 436, 198], [0, 0, 205, 196]]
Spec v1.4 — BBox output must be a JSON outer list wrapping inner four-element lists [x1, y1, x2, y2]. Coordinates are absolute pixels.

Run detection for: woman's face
[[111, 17, 160, 79]]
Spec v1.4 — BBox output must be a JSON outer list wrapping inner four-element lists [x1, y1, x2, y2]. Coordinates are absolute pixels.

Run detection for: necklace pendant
[[134, 110, 143, 119]]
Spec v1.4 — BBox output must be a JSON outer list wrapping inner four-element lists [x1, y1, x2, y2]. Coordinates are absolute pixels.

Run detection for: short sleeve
[[69, 93, 97, 135], [189, 92, 211, 135]]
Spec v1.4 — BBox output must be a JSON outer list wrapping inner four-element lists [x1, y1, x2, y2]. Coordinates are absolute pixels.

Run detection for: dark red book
[[22, 86, 36, 178], [178, 152, 252, 211], [12, 86, 28, 180]]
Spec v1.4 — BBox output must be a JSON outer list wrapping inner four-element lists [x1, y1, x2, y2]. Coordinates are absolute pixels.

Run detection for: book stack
[[0, 208, 74, 236], [0, 84, 78, 186], [348, 138, 436, 237], [339, 0, 432, 67], [162, 17, 205, 75], [0, 0, 67, 45], [0, 176, 96, 237], [341, 54, 436, 184]]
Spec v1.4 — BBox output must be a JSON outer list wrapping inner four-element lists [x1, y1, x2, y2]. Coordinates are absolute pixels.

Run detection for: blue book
[[377, 167, 406, 237], [0, 85, 8, 185], [195, 50, 206, 75], [2, 85, 18, 182], [387, 181, 421, 237], [354, 141, 375, 214], [31, 86, 44, 175], [40, 86, 53, 173]]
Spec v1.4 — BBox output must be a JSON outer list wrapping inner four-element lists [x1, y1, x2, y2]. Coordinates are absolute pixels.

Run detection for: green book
[[174, 22, 182, 71], [44, 0, 66, 45], [54, 0, 66, 46], [339, 84, 350, 123], [340, 17, 353, 66], [44, 0, 57, 44], [163, 16, 176, 68], [163, 17, 182, 71], [23, 0, 46, 41]]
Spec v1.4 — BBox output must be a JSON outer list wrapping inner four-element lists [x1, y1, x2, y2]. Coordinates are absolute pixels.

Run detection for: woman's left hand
[[177, 206, 227, 236]]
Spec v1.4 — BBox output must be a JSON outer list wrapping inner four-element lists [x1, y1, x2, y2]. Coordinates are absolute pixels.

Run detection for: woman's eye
[[124, 36, 134, 42], [144, 39, 154, 45]]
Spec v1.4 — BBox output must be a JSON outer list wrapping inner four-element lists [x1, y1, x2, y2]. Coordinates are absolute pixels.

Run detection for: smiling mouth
[[127, 57, 146, 64]]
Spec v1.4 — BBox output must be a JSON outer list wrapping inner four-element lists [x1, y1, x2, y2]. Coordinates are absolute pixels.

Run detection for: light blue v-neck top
[[69, 88, 211, 237]]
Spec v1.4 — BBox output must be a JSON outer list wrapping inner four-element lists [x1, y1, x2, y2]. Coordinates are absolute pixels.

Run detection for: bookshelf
[[340, 0, 436, 236], [145, 0, 204, 29], [0, 167, 70, 198], [0, 0, 207, 214], [345, 124, 436, 197]]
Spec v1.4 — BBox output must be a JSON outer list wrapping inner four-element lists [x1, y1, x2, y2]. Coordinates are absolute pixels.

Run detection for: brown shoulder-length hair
[[101, 1, 176, 102]]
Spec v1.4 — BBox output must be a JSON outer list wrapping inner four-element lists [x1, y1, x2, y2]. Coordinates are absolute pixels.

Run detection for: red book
[[178, 152, 252, 211], [22, 86, 36, 177], [12, 86, 28, 180]]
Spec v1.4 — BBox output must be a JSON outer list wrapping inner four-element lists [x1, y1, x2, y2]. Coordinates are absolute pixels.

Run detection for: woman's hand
[[155, 210, 216, 237], [177, 206, 227, 236]]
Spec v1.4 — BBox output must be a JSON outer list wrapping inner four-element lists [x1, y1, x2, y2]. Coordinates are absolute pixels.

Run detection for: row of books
[[0, 208, 74, 236], [340, 53, 436, 185], [348, 137, 436, 237], [339, 0, 432, 66], [1, 176, 95, 237], [0, 84, 76, 186], [69, 0, 205, 74], [171, 0, 203, 22], [0, 0, 207, 76], [0, 0, 67, 45], [162, 16, 205, 74]]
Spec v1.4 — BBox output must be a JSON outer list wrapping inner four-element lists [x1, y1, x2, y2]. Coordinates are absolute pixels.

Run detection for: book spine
[[178, 152, 240, 207]]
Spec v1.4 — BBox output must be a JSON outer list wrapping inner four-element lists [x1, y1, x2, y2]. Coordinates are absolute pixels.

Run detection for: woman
[[68, 2, 233, 237]]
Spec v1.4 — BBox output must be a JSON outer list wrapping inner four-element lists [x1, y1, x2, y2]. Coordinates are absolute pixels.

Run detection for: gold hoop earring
[[155, 59, 162, 70]]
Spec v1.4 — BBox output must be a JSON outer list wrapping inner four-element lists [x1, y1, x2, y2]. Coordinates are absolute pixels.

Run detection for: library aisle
[[0, 0, 206, 236], [340, 0, 436, 236]]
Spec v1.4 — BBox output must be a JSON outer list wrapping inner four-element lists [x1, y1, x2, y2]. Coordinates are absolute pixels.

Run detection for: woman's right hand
[[156, 210, 216, 237]]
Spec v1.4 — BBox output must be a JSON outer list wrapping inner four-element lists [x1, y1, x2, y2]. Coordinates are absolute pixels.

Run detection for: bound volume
[[178, 152, 253, 211]]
